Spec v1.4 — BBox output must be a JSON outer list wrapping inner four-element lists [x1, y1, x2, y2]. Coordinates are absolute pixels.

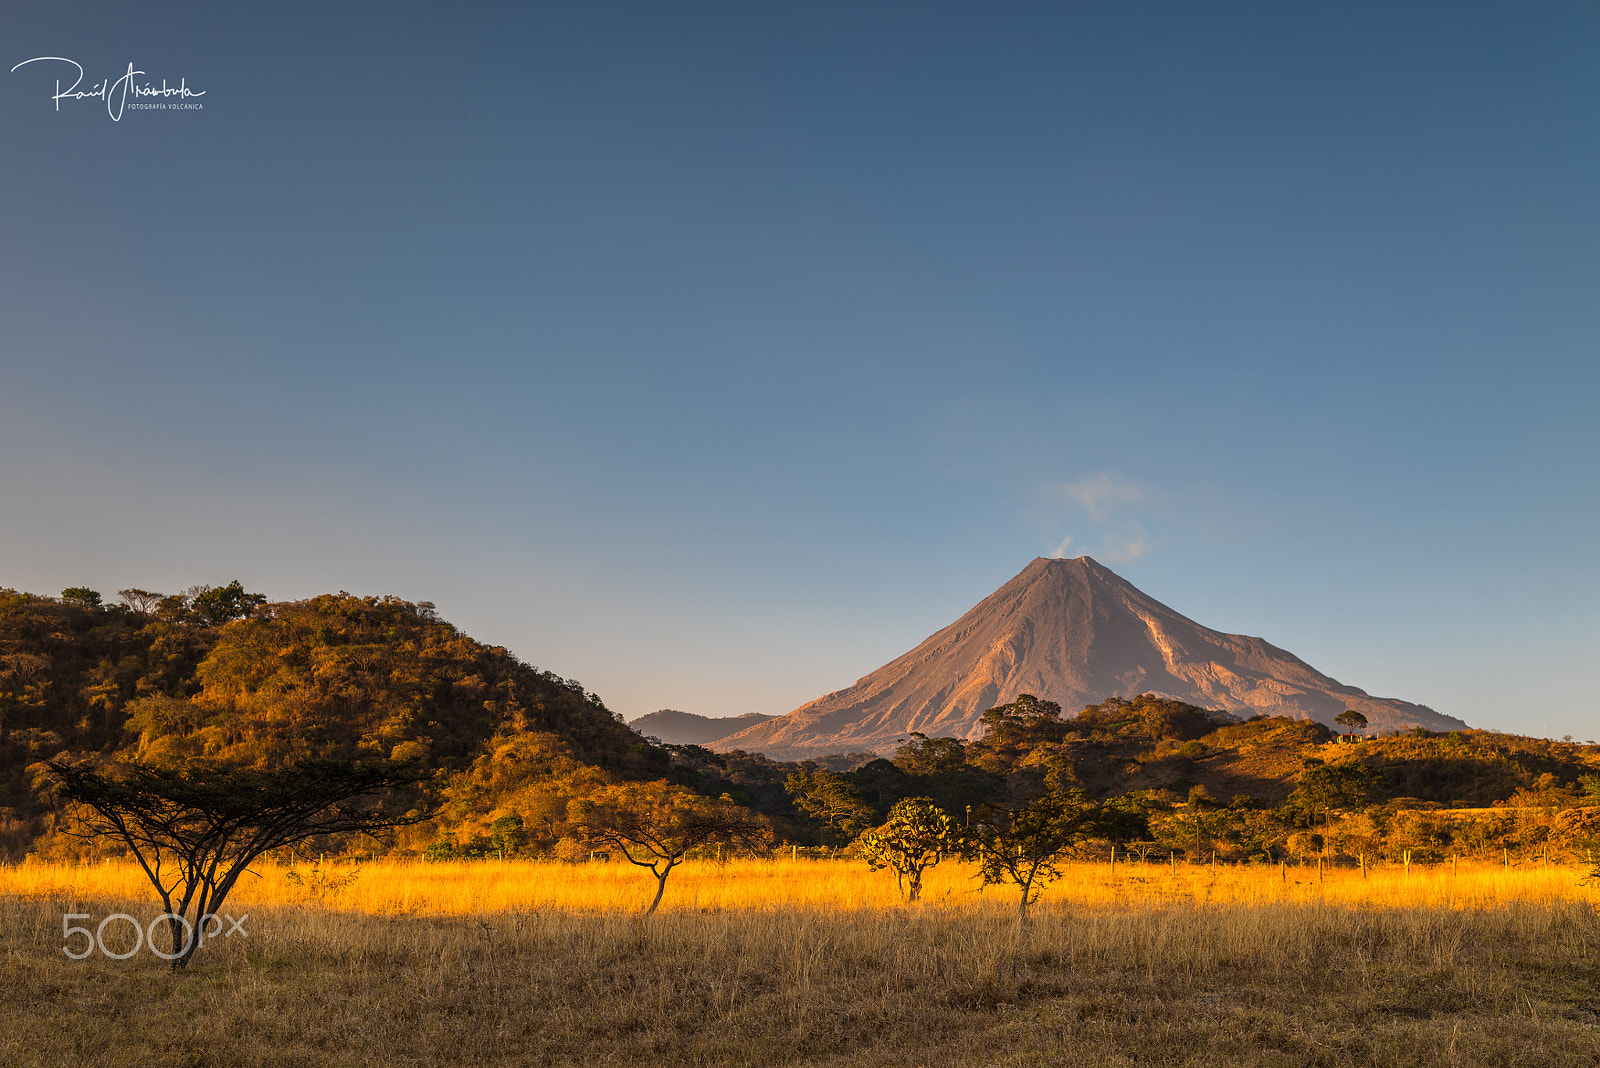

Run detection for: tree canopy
[[568, 780, 772, 914], [963, 789, 1102, 920], [46, 756, 427, 966], [1335, 710, 1369, 734], [856, 797, 958, 902]]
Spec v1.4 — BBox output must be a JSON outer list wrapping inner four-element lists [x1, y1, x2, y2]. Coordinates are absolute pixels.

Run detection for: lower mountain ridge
[[713, 556, 1464, 760], [628, 710, 776, 746]]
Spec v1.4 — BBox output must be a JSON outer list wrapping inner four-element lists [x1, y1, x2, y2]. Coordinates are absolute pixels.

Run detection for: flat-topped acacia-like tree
[[1335, 710, 1369, 736], [46, 757, 428, 968], [568, 781, 772, 915]]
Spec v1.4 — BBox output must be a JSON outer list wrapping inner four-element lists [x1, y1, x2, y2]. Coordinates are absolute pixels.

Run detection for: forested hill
[[0, 584, 656, 856], [6, 585, 1600, 868]]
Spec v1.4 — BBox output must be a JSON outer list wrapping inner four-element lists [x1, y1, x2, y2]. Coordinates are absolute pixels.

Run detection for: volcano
[[712, 556, 1462, 760]]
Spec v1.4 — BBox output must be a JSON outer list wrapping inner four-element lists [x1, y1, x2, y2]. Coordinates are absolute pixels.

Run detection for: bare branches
[[569, 781, 772, 915], [44, 756, 428, 967], [963, 790, 1103, 921]]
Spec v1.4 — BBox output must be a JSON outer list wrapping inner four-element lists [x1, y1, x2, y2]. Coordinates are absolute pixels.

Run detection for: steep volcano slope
[[714, 557, 1462, 760]]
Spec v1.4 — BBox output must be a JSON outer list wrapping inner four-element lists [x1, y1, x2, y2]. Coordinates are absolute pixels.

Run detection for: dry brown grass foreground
[[4, 889, 1600, 1067]]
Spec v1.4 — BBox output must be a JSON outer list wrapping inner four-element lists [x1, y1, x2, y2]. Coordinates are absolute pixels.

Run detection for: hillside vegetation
[[0, 585, 657, 859], [759, 694, 1600, 865], [6, 586, 1599, 867]]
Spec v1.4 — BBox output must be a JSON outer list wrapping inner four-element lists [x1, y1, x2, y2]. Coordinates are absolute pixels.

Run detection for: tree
[[1074, 694, 1214, 742], [117, 588, 164, 615], [1580, 774, 1600, 806], [1292, 762, 1384, 828], [59, 588, 103, 609], [784, 767, 873, 841], [1334, 710, 1368, 736], [568, 781, 772, 915], [44, 757, 427, 968], [976, 694, 1069, 751], [963, 789, 1101, 921], [189, 581, 267, 625], [856, 797, 958, 902], [1156, 786, 1227, 858], [489, 813, 527, 857], [892, 733, 968, 775], [1097, 792, 1154, 845]]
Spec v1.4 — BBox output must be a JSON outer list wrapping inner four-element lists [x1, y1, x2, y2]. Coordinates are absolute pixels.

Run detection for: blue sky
[[2, 2, 1596, 739]]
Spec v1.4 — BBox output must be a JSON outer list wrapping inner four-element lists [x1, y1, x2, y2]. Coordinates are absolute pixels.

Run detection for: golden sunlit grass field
[[3, 855, 1595, 915], [3, 857, 1599, 1067]]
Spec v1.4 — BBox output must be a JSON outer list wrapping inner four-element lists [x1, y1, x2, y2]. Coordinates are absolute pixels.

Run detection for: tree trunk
[[170, 914, 188, 963], [172, 898, 219, 970], [169, 913, 202, 971], [147, 911, 194, 970], [643, 871, 670, 916]]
